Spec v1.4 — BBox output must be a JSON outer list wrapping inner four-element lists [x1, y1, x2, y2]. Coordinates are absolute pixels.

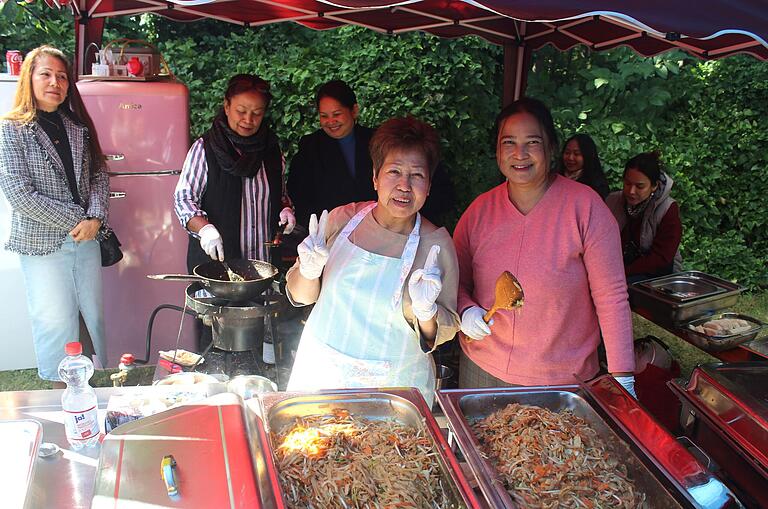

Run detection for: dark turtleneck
[[37, 110, 79, 205]]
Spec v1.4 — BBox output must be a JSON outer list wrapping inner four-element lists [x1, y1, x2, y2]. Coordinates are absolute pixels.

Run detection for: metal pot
[[148, 259, 278, 302]]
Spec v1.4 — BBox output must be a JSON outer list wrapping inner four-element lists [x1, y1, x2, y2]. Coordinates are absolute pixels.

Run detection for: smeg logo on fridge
[[118, 102, 142, 110]]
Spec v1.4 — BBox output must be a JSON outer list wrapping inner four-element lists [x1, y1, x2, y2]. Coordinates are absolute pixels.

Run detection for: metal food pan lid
[[637, 271, 734, 302], [93, 392, 281, 509], [436, 379, 737, 508], [679, 363, 768, 470]]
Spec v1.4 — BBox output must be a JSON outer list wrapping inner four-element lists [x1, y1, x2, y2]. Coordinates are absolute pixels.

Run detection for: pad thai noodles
[[273, 408, 458, 509], [472, 403, 646, 508]]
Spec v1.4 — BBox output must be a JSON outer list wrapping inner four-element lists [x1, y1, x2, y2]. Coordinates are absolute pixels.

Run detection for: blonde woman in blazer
[[0, 46, 109, 386]]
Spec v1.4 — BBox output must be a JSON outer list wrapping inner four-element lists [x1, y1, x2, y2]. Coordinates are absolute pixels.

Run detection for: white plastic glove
[[297, 210, 329, 280], [614, 375, 637, 399], [278, 207, 296, 235], [408, 245, 442, 321], [198, 223, 224, 262], [460, 306, 492, 340]]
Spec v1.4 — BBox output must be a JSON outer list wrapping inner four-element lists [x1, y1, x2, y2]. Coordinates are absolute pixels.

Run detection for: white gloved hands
[[278, 207, 296, 235], [408, 245, 442, 322], [297, 210, 329, 280], [198, 223, 224, 262], [614, 375, 637, 399], [460, 306, 492, 340]]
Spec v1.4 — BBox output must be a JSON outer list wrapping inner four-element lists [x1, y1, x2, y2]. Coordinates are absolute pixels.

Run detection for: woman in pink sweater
[[453, 98, 636, 395]]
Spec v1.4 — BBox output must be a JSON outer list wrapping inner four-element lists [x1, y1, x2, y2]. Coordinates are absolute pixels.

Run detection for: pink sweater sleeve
[[582, 202, 636, 374], [453, 204, 480, 315]]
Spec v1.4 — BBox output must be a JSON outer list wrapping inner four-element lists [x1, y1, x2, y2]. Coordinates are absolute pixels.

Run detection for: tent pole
[[503, 43, 532, 105], [74, 0, 107, 78]]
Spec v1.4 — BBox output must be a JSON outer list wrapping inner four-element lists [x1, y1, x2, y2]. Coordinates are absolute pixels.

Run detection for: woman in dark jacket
[[606, 151, 683, 283], [287, 80, 377, 229], [0, 45, 109, 385], [288, 80, 455, 228], [559, 133, 610, 200]]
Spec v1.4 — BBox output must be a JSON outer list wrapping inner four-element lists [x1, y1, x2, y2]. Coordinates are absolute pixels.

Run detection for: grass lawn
[[0, 366, 156, 392], [1, 292, 765, 392]]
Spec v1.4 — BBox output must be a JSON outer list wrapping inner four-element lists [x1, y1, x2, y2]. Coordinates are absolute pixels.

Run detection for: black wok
[[148, 259, 278, 302]]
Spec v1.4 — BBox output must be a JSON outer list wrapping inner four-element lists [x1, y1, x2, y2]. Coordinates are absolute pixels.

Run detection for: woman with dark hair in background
[[454, 98, 636, 396], [287, 79, 376, 229], [286, 116, 460, 406], [174, 73, 295, 272], [606, 151, 682, 283], [559, 133, 610, 200], [288, 79, 455, 228], [0, 45, 109, 385]]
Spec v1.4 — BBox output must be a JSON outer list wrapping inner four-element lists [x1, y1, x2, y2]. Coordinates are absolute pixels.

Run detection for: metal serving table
[[0, 387, 136, 508], [0, 385, 227, 509]]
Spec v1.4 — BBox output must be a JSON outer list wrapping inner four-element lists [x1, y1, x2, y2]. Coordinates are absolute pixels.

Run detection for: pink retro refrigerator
[[78, 79, 196, 366]]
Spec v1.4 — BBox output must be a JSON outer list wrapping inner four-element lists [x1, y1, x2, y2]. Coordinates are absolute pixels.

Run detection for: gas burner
[[183, 282, 287, 354], [199, 348, 276, 381]]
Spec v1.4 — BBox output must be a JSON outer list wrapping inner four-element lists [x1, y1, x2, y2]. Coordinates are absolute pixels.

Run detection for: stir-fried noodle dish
[[274, 408, 458, 508], [472, 403, 647, 508]]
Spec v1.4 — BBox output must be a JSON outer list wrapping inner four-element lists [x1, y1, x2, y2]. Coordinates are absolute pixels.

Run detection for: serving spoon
[[221, 261, 244, 282], [483, 271, 524, 323]]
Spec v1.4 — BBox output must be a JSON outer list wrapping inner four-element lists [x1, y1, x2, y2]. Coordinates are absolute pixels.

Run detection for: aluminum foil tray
[[437, 376, 741, 509], [670, 363, 768, 473], [629, 271, 745, 324], [258, 388, 481, 508], [680, 313, 765, 352]]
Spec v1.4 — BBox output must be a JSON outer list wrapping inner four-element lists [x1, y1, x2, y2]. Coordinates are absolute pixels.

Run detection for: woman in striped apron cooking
[[285, 116, 460, 406]]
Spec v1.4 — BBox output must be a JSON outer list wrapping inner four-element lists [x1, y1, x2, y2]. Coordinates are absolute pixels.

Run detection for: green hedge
[[2, 4, 766, 288]]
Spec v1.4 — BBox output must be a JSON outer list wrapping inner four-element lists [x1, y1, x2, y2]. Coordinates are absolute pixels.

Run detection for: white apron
[[287, 204, 436, 406]]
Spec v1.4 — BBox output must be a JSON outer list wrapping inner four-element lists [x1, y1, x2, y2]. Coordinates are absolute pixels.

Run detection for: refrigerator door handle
[[109, 192, 126, 199], [105, 153, 125, 161]]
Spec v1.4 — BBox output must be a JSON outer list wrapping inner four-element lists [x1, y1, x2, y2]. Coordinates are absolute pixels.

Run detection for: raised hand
[[408, 245, 442, 321], [297, 210, 329, 280]]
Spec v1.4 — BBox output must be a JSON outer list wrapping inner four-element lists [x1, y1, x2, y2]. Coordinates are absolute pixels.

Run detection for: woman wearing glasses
[[174, 74, 295, 272]]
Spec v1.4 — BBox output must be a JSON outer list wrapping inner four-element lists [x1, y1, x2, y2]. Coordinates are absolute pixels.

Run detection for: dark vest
[[186, 133, 283, 272]]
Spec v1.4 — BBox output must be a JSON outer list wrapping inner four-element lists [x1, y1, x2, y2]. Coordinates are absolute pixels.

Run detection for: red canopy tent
[[48, 0, 768, 101]]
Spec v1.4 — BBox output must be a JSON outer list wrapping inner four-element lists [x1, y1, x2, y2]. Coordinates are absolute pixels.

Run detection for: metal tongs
[[265, 223, 287, 248]]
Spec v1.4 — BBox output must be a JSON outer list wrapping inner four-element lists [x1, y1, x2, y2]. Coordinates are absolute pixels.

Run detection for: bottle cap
[[65, 342, 83, 356], [120, 353, 135, 365]]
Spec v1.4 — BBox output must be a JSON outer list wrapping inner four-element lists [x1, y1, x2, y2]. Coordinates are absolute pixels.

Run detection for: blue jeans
[[18, 237, 106, 381]]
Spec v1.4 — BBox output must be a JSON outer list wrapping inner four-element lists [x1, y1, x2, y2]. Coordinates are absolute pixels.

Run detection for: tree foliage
[[1, 4, 766, 288]]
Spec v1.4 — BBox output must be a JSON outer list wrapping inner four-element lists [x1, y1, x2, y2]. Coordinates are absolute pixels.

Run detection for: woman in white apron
[[286, 117, 460, 406]]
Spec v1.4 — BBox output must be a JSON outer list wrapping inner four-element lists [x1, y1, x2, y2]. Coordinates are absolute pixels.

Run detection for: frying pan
[[148, 259, 278, 302]]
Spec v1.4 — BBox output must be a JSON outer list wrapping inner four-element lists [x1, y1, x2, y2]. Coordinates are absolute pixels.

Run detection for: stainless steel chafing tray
[[92, 392, 283, 509], [257, 388, 481, 508], [680, 313, 765, 352], [670, 363, 768, 508], [437, 376, 742, 509], [629, 271, 745, 324]]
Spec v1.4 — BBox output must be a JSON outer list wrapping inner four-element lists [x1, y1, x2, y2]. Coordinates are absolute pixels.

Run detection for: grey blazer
[[0, 114, 109, 255]]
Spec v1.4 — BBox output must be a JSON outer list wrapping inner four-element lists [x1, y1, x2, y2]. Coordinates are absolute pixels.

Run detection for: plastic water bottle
[[58, 342, 100, 449]]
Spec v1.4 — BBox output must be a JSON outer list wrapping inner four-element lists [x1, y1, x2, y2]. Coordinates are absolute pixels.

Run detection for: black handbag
[[99, 227, 123, 267]]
